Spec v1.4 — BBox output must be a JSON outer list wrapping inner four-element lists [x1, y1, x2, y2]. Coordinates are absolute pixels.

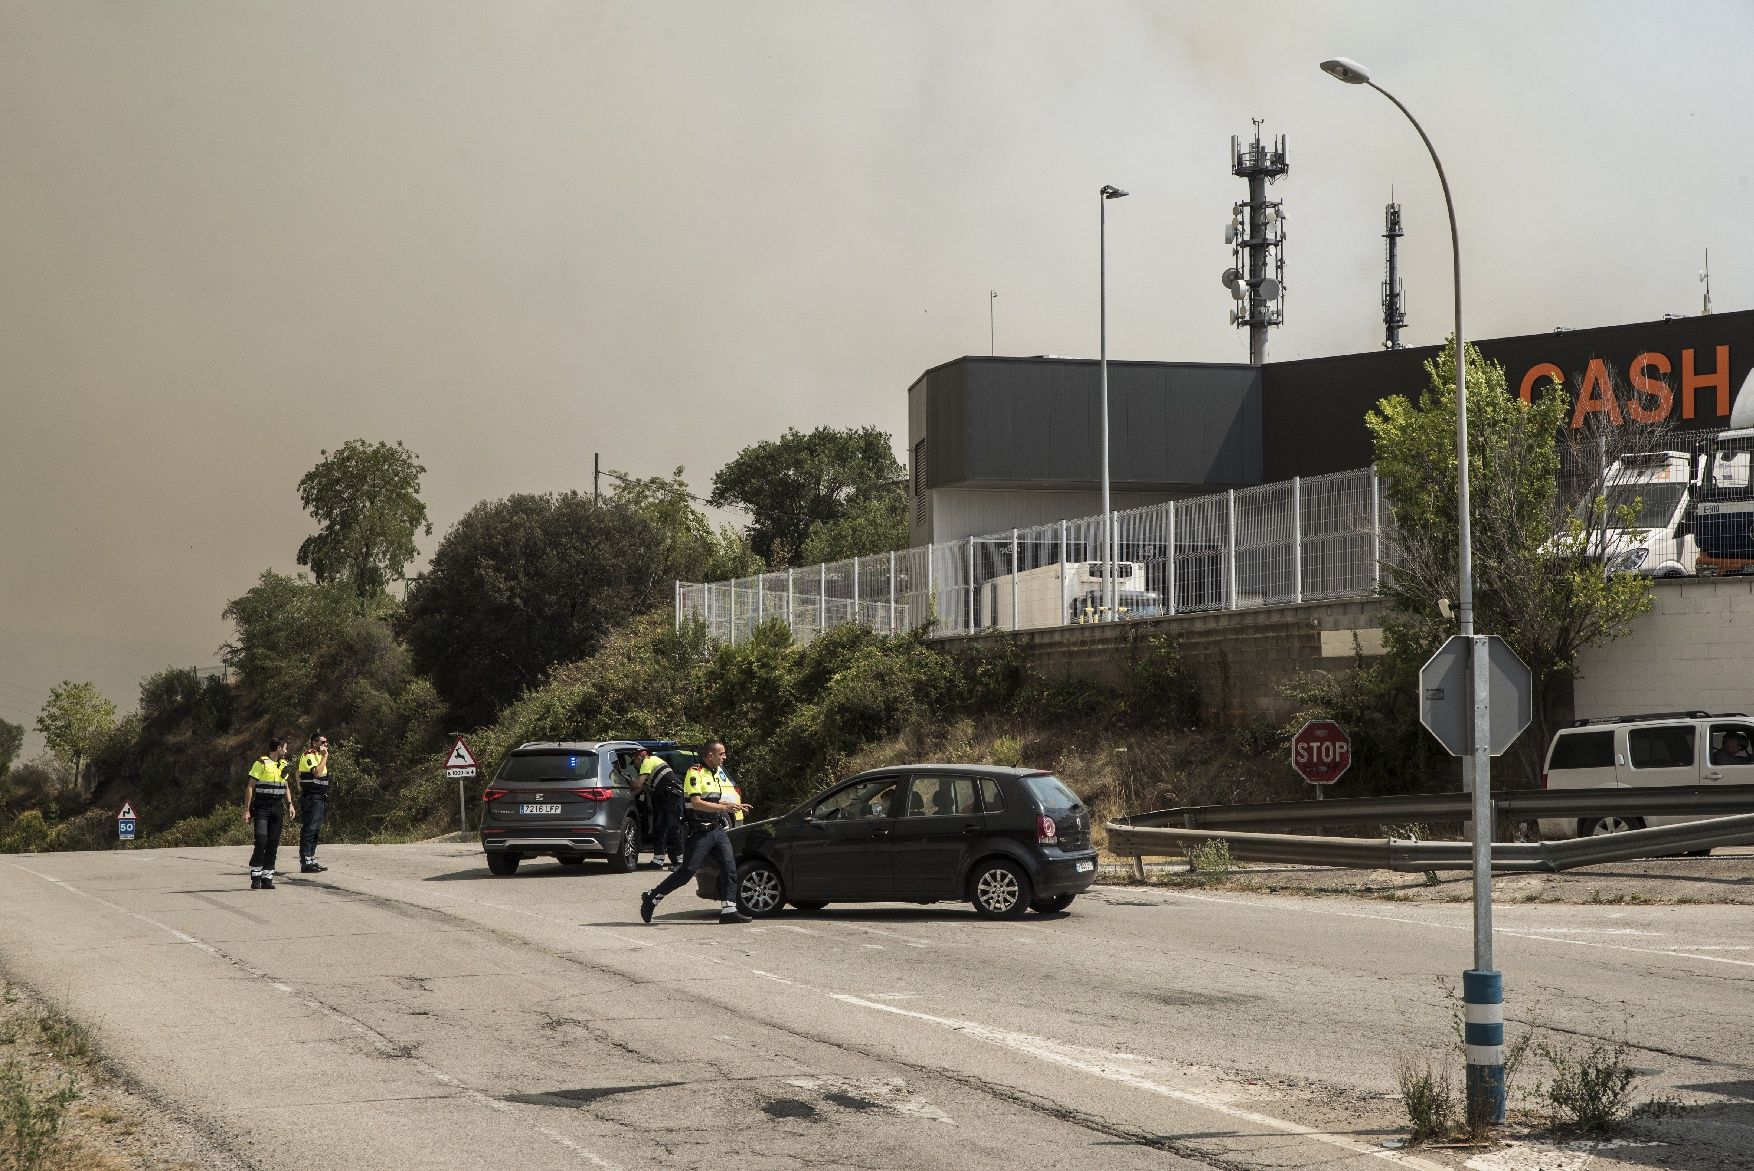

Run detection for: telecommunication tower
[[1223, 120, 1287, 365], [1382, 200, 1407, 349]]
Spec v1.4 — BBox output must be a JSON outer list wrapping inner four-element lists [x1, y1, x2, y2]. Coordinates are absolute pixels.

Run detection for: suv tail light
[[571, 788, 613, 802], [482, 788, 509, 803], [1036, 814, 1058, 844]]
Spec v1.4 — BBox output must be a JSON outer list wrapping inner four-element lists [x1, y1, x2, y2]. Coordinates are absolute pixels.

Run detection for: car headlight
[[1608, 547, 1649, 572]]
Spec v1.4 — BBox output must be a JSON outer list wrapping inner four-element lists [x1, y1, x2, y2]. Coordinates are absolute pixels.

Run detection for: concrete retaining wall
[[1573, 577, 1754, 718], [930, 597, 1388, 726]]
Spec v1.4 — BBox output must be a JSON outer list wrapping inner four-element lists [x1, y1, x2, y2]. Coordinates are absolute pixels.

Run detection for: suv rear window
[[1548, 730, 1614, 770], [1628, 725, 1695, 769], [1024, 774, 1082, 810], [496, 751, 600, 783]]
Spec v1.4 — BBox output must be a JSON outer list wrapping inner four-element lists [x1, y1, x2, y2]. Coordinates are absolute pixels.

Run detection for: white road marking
[[832, 995, 1452, 1170]]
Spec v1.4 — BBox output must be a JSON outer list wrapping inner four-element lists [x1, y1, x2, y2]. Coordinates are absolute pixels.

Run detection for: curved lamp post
[[1321, 56, 1504, 1126]]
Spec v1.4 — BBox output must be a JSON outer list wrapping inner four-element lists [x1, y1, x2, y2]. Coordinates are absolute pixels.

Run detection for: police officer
[[638, 740, 752, 924], [244, 737, 294, 889], [715, 753, 745, 828], [639, 748, 685, 868], [295, 732, 331, 873]]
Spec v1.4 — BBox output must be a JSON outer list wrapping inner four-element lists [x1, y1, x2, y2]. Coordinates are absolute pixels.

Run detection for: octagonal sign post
[[1291, 719, 1351, 797]]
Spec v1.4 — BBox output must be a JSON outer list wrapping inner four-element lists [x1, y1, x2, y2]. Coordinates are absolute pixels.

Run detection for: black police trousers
[[649, 796, 685, 862], [249, 800, 285, 874], [649, 824, 735, 902], [299, 787, 328, 863]]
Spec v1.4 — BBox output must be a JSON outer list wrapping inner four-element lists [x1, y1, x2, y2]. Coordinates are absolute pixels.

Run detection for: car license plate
[[519, 804, 561, 815], [1075, 860, 1094, 873]]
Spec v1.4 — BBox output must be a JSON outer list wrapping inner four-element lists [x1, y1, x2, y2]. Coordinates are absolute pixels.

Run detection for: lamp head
[[1100, 185, 1130, 199], [1320, 57, 1371, 85]]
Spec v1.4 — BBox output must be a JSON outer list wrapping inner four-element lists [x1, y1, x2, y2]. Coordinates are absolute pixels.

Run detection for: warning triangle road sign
[[445, 739, 478, 770], [118, 802, 136, 820]]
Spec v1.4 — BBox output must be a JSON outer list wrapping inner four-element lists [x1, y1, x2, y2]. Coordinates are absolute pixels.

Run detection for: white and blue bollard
[[1463, 969, 1506, 1123]]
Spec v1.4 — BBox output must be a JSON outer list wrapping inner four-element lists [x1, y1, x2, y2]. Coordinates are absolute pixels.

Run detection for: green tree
[[1367, 338, 1653, 782], [296, 439, 433, 597], [0, 718, 21, 778], [403, 493, 676, 727], [610, 467, 764, 581], [35, 681, 117, 792], [798, 489, 909, 564], [710, 426, 905, 566]]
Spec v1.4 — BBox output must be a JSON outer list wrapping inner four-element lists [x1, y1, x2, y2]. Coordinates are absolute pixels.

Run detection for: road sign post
[[445, 736, 479, 835], [1419, 634, 1531, 1125]]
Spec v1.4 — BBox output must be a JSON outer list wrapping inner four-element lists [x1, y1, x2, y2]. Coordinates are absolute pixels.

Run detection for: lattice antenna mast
[[1382, 199, 1407, 348], [1224, 119, 1288, 365]]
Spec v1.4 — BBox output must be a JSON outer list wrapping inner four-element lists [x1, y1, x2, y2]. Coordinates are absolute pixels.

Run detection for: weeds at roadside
[[0, 1057, 79, 1171], [1541, 1036, 1637, 1133], [1186, 840, 1234, 880], [1394, 1054, 1455, 1142]]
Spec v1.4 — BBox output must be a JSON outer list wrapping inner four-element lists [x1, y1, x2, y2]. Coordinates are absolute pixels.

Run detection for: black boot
[[640, 891, 658, 924], [250, 873, 263, 890]]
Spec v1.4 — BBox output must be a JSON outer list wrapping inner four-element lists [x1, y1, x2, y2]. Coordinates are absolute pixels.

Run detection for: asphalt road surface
[[0, 843, 1748, 1171]]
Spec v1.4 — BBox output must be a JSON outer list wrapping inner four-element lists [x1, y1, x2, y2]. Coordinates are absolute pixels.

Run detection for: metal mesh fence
[[678, 467, 1386, 644]]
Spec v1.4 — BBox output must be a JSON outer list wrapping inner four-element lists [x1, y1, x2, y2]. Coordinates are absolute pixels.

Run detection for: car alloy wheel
[[1587, 816, 1641, 836], [737, 863, 785, 917], [972, 861, 1030, 919], [607, 818, 639, 873]]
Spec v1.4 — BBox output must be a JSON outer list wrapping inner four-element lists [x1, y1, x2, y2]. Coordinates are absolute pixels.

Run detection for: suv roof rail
[[1567, 710, 1748, 727]]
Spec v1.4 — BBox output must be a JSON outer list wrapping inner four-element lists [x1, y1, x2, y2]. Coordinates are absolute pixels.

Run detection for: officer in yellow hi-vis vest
[[295, 732, 331, 874], [639, 740, 751, 925], [639, 749, 685, 868], [243, 736, 294, 889]]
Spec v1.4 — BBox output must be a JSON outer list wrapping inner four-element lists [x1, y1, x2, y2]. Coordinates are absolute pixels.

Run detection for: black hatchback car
[[479, 741, 646, 875], [694, 765, 1098, 918]]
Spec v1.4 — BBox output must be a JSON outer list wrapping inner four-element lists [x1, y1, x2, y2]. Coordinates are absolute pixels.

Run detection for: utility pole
[[593, 452, 600, 503], [989, 289, 997, 355]]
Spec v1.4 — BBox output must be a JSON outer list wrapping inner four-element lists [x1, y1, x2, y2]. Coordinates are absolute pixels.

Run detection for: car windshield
[[1592, 482, 1685, 530], [496, 751, 599, 783], [1024, 774, 1083, 810]]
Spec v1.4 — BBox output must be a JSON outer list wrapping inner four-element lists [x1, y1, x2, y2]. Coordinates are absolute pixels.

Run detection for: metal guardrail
[[1105, 813, 1754, 874], [1120, 784, 1754, 831]]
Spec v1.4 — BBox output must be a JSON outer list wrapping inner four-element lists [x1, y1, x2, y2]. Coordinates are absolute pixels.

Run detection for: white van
[[1594, 451, 1700, 577], [1538, 710, 1754, 840]]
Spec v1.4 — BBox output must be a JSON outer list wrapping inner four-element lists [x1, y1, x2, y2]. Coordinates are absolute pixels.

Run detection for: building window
[[913, 440, 926, 524]]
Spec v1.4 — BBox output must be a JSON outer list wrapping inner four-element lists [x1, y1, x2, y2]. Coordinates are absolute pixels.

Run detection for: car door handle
[[1704, 770, 1724, 780], [961, 825, 979, 835], [871, 827, 891, 838]]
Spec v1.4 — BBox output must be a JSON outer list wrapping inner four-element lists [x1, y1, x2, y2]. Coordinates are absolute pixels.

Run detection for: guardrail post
[[1225, 489, 1238, 610], [1292, 476, 1304, 604], [1464, 969, 1508, 1127], [1011, 528, 1020, 631], [1130, 854, 1145, 881]]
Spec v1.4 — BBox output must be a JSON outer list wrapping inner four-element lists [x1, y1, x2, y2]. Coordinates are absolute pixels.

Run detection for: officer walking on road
[[295, 732, 331, 874], [244, 737, 294, 890], [638, 740, 752, 924]]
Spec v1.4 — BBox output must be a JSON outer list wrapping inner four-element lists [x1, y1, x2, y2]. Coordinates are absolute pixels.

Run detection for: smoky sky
[[2, 1, 1750, 752]]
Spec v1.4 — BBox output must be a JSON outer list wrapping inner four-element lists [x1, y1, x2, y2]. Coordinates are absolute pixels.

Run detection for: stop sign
[[1291, 719, 1351, 785]]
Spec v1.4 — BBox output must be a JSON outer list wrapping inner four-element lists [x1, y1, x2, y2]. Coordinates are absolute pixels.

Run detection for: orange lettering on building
[[1570, 357, 1624, 428], [1626, 352, 1673, 424], [1680, 345, 1731, 420], [1519, 362, 1564, 406]]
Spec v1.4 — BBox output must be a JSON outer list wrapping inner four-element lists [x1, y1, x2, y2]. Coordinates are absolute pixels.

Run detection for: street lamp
[[1100, 183, 1129, 620], [1322, 56, 1504, 1125]]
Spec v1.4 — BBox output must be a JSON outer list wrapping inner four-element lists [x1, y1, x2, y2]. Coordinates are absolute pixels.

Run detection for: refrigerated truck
[[979, 561, 1161, 631]]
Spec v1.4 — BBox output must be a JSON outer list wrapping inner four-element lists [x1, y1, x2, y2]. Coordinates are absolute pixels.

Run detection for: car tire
[[970, 859, 1031, 919], [486, 853, 520, 876], [790, 900, 828, 913], [1029, 894, 1076, 914], [1584, 816, 1644, 836], [737, 861, 786, 918], [606, 818, 639, 873]]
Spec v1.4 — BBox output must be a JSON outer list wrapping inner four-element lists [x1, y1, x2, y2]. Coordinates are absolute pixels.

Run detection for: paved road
[[0, 844, 1748, 1171]]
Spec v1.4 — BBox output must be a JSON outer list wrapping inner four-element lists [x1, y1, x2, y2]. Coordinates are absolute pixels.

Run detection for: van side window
[[1628, 725, 1695, 770], [1548, 731, 1613, 770]]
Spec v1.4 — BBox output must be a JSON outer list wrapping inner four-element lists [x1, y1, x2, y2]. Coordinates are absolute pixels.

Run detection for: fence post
[[1010, 528, 1020, 631], [1370, 466, 1383, 590], [889, 550, 897, 634], [674, 580, 681, 632], [1226, 489, 1238, 610], [728, 581, 737, 646], [1292, 476, 1304, 604], [1167, 503, 1177, 616], [787, 568, 795, 630], [1059, 521, 1069, 627], [820, 562, 828, 631], [853, 556, 861, 626], [967, 536, 976, 632], [757, 575, 764, 623]]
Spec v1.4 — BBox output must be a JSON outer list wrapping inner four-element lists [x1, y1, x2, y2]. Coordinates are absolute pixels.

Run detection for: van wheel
[[486, 853, 520, 876], [971, 860, 1031, 919], [1585, 816, 1643, 836], [606, 818, 639, 873]]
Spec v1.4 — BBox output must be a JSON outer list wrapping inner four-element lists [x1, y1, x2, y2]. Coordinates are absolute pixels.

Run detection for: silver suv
[[1538, 711, 1754, 839], [479, 741, 645, 875]]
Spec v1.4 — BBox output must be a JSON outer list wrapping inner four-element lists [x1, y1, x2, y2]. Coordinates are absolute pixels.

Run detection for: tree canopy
[[297, 439, 432, 597], [403, 493, 676, 727], [35, 681, 117, 791], [710, 426, 905, 566], [0, 718, 22, 778], [610, 467, 764, 582]]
